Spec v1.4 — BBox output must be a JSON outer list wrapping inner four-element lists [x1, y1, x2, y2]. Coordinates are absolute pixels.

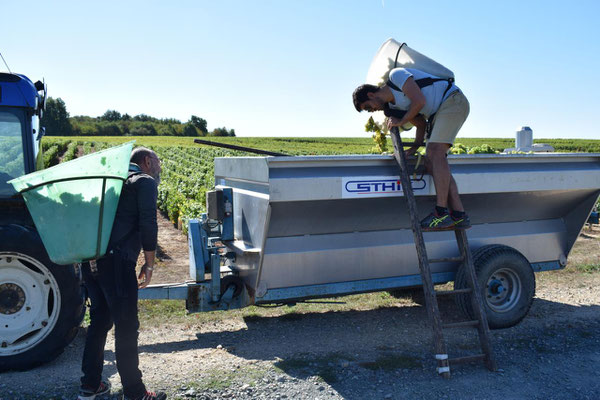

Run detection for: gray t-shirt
[[387, 68, 458, 118]]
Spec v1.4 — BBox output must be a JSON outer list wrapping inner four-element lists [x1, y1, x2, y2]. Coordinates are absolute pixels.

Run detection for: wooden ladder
[[390, 128, 497, 378]]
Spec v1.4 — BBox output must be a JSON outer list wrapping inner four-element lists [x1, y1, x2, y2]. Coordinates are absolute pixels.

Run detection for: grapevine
[[35, 136, 599, 235]]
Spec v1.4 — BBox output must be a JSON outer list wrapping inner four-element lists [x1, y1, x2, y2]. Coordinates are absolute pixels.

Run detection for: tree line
[[41, 97, 235, 137]]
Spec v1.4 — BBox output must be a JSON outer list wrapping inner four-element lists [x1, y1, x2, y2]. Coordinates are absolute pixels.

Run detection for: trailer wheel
[[0, 226, 84, 371], [454, 244, 535, 329]]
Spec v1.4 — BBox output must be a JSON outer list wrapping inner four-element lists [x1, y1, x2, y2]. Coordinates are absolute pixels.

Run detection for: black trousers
[[81, 254, 146, 398]]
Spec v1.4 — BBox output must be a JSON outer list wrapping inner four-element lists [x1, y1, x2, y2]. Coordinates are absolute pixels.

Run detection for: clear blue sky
[[2, 0, 599, 139]]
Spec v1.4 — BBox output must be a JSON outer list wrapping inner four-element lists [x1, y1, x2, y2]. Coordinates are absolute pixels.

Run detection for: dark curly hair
[[352, 84, 379, 112]]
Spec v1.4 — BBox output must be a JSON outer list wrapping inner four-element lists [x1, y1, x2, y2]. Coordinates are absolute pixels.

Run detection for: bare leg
[[448, 175, 464, 212], [426, 143, 452, 208]]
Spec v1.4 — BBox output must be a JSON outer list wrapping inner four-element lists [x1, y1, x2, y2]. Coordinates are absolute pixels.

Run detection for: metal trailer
[[141, 152, 600, 329]]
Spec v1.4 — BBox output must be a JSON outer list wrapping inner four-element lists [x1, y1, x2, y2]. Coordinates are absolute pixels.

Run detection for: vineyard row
[[41, 137, 600, 234]]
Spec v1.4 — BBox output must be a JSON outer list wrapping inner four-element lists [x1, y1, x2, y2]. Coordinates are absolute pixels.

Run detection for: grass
[[42, 136, 380, 155], [576, 264, 600, 274], [42, 135, 600, 155], [136, 291, 409, 328], [138, 299, 188, 320], [537, 229, 600, 281]]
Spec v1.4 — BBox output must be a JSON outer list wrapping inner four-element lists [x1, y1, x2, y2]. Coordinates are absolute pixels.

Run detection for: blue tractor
[[0, 73, 84, 371]]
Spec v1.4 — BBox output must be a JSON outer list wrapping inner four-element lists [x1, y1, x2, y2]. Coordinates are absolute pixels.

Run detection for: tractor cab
[[0, 72, 46, 196]]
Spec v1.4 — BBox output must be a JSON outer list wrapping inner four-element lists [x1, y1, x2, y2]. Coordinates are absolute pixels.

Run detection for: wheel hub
[[488, 279, 505, 295], [0, 283, 26, 314], [486, 269, 522, 313], [0, 252, 61, 355]]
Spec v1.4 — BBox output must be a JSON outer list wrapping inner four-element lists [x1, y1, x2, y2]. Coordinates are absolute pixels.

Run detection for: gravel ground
[[2, 220, 599, 400]]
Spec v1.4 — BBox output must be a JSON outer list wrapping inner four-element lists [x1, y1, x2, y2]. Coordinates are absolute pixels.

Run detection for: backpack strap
[[387, 76, 454, 92], [106, 170, 145, 254], [383, 103, 406, 119], [386, 79, 403, 92]]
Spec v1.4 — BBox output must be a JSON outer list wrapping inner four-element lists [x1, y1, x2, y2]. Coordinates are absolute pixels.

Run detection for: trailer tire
[[0, 225, 84, 371], [454, 244, 535, 329]]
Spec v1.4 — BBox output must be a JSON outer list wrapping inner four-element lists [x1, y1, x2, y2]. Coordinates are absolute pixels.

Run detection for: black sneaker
[[452, 213, 471, 229], [123, 390, 167, 400], [421, 209, 455, 231], [78, 381, 111, 400]]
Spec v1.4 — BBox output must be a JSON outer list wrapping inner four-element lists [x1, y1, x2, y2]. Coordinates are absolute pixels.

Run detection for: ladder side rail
[[454, 229, 498, 371], [390, 128, 450, 377]]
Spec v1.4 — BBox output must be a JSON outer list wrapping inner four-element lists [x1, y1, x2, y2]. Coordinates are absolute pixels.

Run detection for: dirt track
[[1, 216, 600, 400]]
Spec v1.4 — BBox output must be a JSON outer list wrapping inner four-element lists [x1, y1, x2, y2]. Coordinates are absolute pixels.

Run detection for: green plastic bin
[[8, 141, 135, 265]]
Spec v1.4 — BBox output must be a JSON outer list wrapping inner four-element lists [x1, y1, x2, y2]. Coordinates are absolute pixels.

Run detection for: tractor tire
[[454, 244, 535, 329], [0, 225, 85, 371]]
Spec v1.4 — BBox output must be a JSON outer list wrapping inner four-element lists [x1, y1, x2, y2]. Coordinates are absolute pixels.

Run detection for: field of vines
[[41, 136, 600, 232]]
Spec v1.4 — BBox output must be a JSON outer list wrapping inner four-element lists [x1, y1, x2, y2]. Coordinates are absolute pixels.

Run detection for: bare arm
[[412, 115, 426, 146], [404, 115, 427, 157], [386, 77, 426, 130], [138, 250, 155, 289]]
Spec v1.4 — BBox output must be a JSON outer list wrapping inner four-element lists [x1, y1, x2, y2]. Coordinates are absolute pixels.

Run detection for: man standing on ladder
[[352, 67, 470, 231]]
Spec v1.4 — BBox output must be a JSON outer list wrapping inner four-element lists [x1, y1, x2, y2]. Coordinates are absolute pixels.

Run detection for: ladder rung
[[448, 354, 487, 365], [435, 288, 472, 296], [442, 320, 480, 329], [429, 256, 464, 263], [399, 141, 423, 148]]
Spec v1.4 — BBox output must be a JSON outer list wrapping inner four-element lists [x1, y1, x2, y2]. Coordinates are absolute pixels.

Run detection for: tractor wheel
[[0, 225, 84, 371]]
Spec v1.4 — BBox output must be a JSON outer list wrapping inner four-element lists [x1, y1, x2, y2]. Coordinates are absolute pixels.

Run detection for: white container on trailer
[[504, 127, 555, 153], [516, 127, 534, 149]]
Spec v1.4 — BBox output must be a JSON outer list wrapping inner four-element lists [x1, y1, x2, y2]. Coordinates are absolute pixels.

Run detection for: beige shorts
[[427, 90, 470, 147]]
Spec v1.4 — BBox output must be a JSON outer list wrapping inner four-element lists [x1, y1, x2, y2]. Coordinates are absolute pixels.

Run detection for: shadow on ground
[[3, 297, 600, 399], [135, 297, 600, 399]]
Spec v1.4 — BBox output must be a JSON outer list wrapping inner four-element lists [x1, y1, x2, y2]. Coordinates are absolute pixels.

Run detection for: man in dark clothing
[[77, 147, 166, 400]]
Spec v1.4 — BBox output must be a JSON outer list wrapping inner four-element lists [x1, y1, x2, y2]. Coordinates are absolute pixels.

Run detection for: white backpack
[[366, 38, 454, 87]]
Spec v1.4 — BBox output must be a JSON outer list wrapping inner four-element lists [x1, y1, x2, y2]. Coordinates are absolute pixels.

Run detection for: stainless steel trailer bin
[[143, 152, 600, 329]]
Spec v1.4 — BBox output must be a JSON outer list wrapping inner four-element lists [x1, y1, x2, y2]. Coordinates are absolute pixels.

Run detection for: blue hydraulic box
[[188, 219, 209, 281]]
